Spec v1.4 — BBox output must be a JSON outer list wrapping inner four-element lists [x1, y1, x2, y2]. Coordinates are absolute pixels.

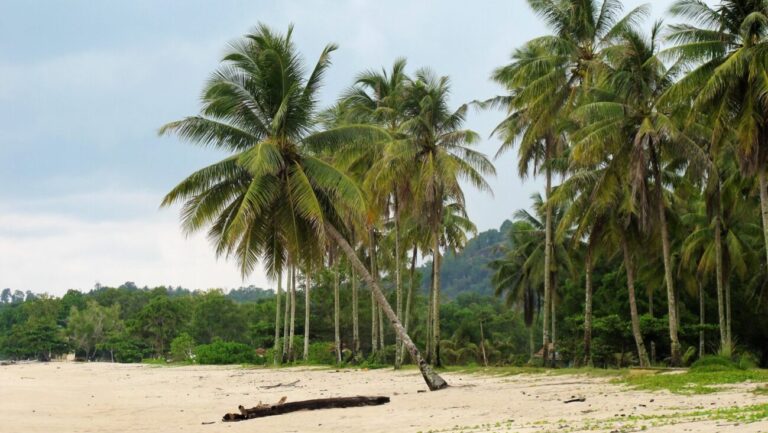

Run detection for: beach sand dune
[[1, 362, 766, 433]]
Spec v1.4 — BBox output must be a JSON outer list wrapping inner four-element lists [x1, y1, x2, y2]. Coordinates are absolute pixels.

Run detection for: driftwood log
[[223, 396, 390, 421]]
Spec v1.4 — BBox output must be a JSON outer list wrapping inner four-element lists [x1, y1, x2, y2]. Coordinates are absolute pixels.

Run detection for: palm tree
[[665, 0, 768, 281], [160, 25, 446, 390], [399, 69, 495, 366], [487, 0, 647, 365]]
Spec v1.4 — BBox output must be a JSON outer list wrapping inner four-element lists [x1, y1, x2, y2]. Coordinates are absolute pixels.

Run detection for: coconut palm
[[486, 0, 648, 366], [665, 0, 768, 276], [160, 25, 446, 390]]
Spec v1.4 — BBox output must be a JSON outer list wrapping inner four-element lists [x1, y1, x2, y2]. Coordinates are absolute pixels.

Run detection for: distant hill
[[420, 220, 512, 299]]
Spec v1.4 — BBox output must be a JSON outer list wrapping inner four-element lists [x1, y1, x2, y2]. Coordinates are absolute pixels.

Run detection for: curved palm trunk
[[334, 260, 341, 364], [326, 223, 447, 391], [303, 266, 311, 361], [583, 245, 593, 367], [652, 153, 681, 366], [273, 271, 282, 365], [758, 170, 768, 277], [621, 233, 651, 367], [714, 214, 728, 351], [542, 165, 553, 366], [369, 229, 379, 355]]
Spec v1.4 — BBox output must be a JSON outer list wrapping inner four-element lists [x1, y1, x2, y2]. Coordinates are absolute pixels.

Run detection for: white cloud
[[0, 191, 271, 296]]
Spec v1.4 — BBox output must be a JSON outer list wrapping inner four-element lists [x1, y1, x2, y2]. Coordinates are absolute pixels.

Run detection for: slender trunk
[[550, 273, 557, 367], [288, 265, 296, 361], [426, 257, 434, 363], [621, 233, 651, 367], [432, 226, 442, 367], [334, 259, 341, 364], [273, 270, 282, 365], [479, 320, 488, 367], [542, 164, 553, 366], [583, 244, 593, 367], [282, 266, 292, 362], [648, 287, 656, 364], [399, 245, 418, 363], [725, 278, 732, 350], [529, 324, 535, 363], [394, 197, 403, 369], [352, 268, 360, 358], [652, 151, 681, 366], [758, 169, 768, 274], [303, 266, 311, 361], [699, 280, 705, 358], [714, 213, 727, 351], [325, 223, 448, 390], [369, 229, 378, 355]]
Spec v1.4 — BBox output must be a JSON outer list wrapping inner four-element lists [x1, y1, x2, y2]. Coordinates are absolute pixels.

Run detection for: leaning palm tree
[[160, 25, 446, 390], [486, 0, 648, 366], [665, 0, 768, 275]]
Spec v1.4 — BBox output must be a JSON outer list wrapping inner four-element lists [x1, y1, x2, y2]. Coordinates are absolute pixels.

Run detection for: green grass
[[442, 365, 627, 378], [618, 368, 768, 394]]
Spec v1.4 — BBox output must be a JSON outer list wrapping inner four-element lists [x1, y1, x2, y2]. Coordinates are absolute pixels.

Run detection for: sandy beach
[[1, 362, 766, 433]]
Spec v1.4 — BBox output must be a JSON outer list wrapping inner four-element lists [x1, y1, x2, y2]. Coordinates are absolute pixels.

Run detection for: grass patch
[[443, 365, 627, 378], [618, 368, 768, 394]]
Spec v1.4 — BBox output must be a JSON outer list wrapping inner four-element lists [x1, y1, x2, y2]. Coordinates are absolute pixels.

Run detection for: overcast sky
[[0, 0, 675, 295]]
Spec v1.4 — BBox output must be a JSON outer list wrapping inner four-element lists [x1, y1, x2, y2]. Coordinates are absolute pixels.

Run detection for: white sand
[[1, 362, 766, 433]]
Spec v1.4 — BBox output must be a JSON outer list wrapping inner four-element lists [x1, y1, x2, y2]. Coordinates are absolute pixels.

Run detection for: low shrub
[[691, 355, 740, 372], [195, 340, 257, 365]]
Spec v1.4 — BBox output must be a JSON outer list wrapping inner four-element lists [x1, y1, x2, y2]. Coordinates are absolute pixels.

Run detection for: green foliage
[[195, 340, 259, 365], [170, 333, 196, 362]]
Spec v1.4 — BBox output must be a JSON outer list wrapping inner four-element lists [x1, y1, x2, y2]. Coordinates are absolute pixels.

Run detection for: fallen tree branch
[[564, 397, 586, 403], [223, 396, 390, 421], [260, 379, 300, 389]]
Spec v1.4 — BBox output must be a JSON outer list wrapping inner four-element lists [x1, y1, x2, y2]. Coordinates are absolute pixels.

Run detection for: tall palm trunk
[[303, 266, 311, 361], [432, 224, 442, 367], [651, 151, 681, 366], [273, 270, 282, 365], [288, 265, 296, 361], [334, 258, 341, 364], [583, 243, 593, 367], [621, 233, 651, 367], [542, 164, 553, 366], [351, 267, 360, 358], [758, 170, 768, 276], [369, 229, 379, 355], [326, 223, 447, 391], [698, 280, 705, 358], [400, 245, 418, 363], [394, 197, 403, 369], [426, 259, 434, 363], [714, 213, 728, 351], [550, 273, 557, 367], [725, 277, 732, 349], [282, 266, 291, 362]]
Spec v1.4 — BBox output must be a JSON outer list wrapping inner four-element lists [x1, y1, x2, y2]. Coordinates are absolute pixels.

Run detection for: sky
[[0, 0, 674, 295]]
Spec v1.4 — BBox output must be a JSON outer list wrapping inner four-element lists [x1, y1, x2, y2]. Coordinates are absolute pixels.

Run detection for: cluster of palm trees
[[161, 25, 493, 390], [490, 0, 768, 367]]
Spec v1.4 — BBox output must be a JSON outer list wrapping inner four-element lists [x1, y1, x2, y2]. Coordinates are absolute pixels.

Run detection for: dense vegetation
[[4, 1, 768, 379]]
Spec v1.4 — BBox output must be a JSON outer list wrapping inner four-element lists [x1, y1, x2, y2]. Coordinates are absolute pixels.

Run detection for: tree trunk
[[621, 233, 651, 367], [273, 270, 282, 365], [432, 225, 442, 367], [370, 229, 379, 355], [714, 213, 727, 351], [282, 266, 292, 362], [583, 244, 593, 367], [699, 280, 705, 358], [325, 223, 448, 391], [725, 278, 732, 350], [334, 259, 341, 364], [479, 320, 488, 367], [394, 196, 403, 369], [426, 256, 434, 364], [352, 268, 360, 358], [648, 285, 656, 364], [303, 266, 311, 361], [288, 265, 296, 362], [542, 164, 553, 366], [652, 152, 681, 366], [400, 245, 418, 363], [758, 169, 768, 277], [551, 273, 557, 367]]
